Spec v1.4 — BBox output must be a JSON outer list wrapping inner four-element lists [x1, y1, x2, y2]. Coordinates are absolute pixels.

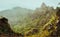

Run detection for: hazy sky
[[0, 0, 60, 11]]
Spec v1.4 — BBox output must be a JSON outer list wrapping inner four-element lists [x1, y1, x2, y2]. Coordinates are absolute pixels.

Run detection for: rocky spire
[[41, 3, 47, 9]]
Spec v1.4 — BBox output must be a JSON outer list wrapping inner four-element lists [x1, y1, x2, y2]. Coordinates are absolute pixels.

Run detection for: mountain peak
[[13, 7, 22, 9], [41, 3, 47, 8]]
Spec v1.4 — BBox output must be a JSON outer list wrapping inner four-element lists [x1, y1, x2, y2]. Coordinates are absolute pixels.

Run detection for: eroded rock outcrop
[[0, 16, 24, 37]]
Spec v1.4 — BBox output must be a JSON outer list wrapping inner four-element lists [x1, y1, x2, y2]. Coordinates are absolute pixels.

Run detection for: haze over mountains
[[0, 2, 60, 37], [0, 3, 55, 26], [0, 7, 33, 25], [10, 3, 56, 33]]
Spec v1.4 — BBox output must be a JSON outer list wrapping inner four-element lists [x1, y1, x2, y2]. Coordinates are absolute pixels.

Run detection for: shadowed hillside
[[0, 16, 24, 37]]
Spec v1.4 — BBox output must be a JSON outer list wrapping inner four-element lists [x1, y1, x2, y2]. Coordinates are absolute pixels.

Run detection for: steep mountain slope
[[22, 3, 58, 37], [12, 3, 57, 36]]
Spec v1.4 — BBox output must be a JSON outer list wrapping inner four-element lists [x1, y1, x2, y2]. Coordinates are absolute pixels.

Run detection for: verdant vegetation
[[12, 3, 60, 37], [0, 3, 60, 37]]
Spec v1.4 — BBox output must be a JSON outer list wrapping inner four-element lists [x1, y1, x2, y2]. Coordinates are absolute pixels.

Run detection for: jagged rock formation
[[0, 16, 14, 34], [0, 16, 24, 37]]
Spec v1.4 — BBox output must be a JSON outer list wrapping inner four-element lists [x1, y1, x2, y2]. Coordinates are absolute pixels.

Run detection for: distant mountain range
[[0, 7, 34, 25]]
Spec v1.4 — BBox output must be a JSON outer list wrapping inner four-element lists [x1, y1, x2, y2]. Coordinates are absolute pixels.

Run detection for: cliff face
[[0, 16, 13, 34], [0, 16, 24, 37]]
